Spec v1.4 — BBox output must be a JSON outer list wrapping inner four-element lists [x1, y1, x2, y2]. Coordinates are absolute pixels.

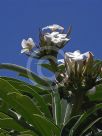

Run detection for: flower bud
[[64, 50, 90, 76]]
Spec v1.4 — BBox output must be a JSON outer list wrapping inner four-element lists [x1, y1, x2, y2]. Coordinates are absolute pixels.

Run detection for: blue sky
[[0, 0, 102, 78]]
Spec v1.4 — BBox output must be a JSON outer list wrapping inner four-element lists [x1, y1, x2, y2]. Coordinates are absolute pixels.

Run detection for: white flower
[[42, 24, 64, 31], [57, 34, 67, 38], [65, 50, 90, 61], [51, 37, 69, 47], [44, 31, 69, 47], [44, 32, 59, 42], [59, 50, 89, 63], [42, 24, 69, 47], [64, 50, 92, 75], [21, 38, 35, 53]]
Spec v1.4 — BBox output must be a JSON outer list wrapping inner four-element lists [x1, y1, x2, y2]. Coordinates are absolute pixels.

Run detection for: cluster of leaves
[[0, 61, 102, 136]]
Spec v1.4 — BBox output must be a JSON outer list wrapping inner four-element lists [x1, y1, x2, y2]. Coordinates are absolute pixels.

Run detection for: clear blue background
[[0, 0, 102, 78]]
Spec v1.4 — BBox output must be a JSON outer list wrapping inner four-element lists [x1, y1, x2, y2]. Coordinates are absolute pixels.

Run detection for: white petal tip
[[58, 59, 64, 63], [21, 48, 29, 54]]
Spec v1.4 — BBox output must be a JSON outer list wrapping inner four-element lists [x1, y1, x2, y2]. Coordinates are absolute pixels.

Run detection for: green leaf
[[42, 94, 52, 105], [0, 129, 11, 136], [0, 112, 25, 131], [0, 63, 51, 87], [0, 78, 42, 124], [69, 103, 102, 136], [93, 60, 102, 67], [0, 76, 50, 95], [0, 118, 23, 131], [11, 84, 52, 119], [61, 115, 80, 136], [60, 99, 68, 125], [63, 103, 72, 126], [80, 117, 102, 136], [19, 130, 39, 136], [0, 78, 20, 98], [7, 92, 42, 117], [0, 77, 52, 119], [95, 131, 102, 136], [92, 60, 102, 77], [88, 85, 102, 101], [18, 134, 35, 136], [6, 92, 45, 135], [0, 78, 55, 135], [52, 88, 61, 128], [58, 64, 65, 72], [40, 63, 56, 72], [32, 114, 60, 136], [8, 93, 59, 136], [0, 99, 9, 113]]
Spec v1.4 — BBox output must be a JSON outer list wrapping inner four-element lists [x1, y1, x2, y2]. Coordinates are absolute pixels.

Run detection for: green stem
[[49, 55, 62, 128], [70, 92, 84, 117]]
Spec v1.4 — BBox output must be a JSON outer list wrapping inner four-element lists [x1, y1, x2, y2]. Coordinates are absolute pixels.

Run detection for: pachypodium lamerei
[[0, 24, 101, 136]]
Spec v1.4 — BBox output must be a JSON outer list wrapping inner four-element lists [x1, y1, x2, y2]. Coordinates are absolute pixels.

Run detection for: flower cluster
[[21, 24, 70, 55], [20, 24, 102, 97], [57, 50, 102, 98], [44, 32, 69, 47], [42, 24, 69, 48]]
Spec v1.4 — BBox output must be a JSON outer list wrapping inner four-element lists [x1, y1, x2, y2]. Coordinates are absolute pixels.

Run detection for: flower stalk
[[70, 91, 85, 117]]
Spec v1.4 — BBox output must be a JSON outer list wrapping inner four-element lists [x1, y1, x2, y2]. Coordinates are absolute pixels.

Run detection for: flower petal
[[50, 32, 59, 37], [21, 39, 28, 48], [27, 38, 35, 48], [42, 24, 64, 31], [21, 48, 29, 53], [58, 59, 64, 63], [57, 34, 67, 38], [73, 50, 81, 56]]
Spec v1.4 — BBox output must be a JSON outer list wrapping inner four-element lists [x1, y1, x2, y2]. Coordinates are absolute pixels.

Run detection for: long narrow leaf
[[95, 131, 102, 136], [14, 84, 52, 119], [33, 114, 60, 136], [19, 130, 39, 136], [52, 88, 61, 128], [0, 112, 25, 131], [0, 63, 51, 87], [63, 103, 72, 126], [61, 115, 80, 136], [80, 117, 102, 136], [5, 91, 60, 136], [40, 63, 56, 72], [69, 103, 102, 136], [0, 76, 49, 95]]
